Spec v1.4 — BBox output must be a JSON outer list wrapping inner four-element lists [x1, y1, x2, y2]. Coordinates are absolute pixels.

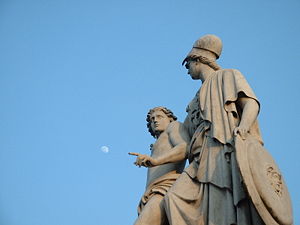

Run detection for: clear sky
[[0, 0, 299, 224]]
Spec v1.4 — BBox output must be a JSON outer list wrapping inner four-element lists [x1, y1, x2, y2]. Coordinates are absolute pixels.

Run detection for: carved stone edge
[[235, 135, 279, 225]]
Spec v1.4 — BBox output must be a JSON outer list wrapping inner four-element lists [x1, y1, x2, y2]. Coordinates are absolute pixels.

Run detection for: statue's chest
[[186, 91, 204, 134], [151, 133, 172, 157]]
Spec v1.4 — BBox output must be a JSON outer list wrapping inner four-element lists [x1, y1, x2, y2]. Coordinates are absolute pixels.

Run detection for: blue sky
[[0, 0, 299, 224]]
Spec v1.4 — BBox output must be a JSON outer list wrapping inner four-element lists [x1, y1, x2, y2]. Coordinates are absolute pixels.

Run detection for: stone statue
[[130, 35, 293, 225], [161, 34, 293, 225], [129, 107, 190, 225]]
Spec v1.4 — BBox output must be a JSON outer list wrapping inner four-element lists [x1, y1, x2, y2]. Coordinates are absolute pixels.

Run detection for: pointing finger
[[128, 152, 139, 156]]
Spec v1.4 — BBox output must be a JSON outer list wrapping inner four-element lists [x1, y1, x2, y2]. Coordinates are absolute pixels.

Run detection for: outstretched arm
[[129, 121, 190, 167], [128, 152, 158, 167]]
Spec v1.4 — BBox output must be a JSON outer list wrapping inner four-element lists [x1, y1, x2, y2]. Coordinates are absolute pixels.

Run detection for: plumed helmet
[[183, 34, 223, 64]]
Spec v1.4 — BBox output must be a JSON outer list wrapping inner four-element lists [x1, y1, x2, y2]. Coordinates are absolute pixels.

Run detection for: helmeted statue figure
[[162, 34, 293, 225], [130, 34, 293, 225]]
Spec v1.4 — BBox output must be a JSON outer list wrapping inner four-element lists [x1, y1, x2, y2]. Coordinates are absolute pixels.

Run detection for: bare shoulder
[[166, 121, 181, 133], [166, 121, 190, 146], [167, 121, 189, 138]]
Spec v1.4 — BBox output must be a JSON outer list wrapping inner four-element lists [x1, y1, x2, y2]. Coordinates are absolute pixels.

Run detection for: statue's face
[[185, 58, 202, 80], [150, 110, 171, 134]]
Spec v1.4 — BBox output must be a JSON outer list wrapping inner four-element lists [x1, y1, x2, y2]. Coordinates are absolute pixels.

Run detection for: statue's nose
[[185, 62, 190, 69]]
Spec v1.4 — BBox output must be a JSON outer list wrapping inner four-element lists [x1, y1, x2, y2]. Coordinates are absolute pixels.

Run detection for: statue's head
[[146, 107, 177, 138], [182, 34, 222, 71]]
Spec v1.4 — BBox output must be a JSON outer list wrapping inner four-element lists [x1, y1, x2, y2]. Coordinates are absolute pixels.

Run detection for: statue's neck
[[199, 64, 215, 83], [200, 71, 215, 83]]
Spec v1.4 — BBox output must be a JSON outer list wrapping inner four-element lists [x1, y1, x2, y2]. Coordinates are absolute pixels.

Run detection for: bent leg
[[164, 172, 202, 225], [165, 172, 238, 225], [134, 194, 168, 225]]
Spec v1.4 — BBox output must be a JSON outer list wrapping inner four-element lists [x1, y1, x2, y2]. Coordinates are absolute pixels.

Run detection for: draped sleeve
[[199, 69, 263, 145]]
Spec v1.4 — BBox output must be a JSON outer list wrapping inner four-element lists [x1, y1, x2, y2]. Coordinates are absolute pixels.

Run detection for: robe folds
[[199, 68, 263, 146], [138, 173, 180, 215], [164, 69, 265, 225]]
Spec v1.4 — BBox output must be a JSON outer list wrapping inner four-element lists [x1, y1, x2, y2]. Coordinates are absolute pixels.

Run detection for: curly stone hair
[[146, 106, 177, 138]]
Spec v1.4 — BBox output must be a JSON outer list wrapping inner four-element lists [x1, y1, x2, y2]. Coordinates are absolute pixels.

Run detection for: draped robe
[[164, 69, 265, 225]]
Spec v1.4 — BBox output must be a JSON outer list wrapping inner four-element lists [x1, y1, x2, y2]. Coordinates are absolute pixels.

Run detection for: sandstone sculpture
[[163, 34, 292, 225], [129, 107, 190, 225], [130, 34, 293, 225]]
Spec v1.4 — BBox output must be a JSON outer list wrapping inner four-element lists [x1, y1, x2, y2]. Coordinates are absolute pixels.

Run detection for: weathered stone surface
[[129, 107, 189, 225], [130, 34, 293, 225], [235, 135, 293, 225]]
